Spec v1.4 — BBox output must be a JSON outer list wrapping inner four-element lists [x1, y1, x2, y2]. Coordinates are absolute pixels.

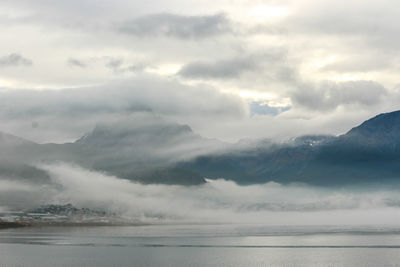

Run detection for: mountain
[[0, 132, 34, 148], [178, 135, 327, 184], [70, 116, 226, 185], [0, 132, 38, 158], [181, 110, 400, 186], [0, 133, 50, 184], [345, 110, 400, 144], [0, 115, 224, 185], [2, 111, 400, 186]]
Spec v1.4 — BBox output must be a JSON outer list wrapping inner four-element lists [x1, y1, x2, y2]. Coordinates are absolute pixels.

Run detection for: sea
[[1, 224, 400, 267]]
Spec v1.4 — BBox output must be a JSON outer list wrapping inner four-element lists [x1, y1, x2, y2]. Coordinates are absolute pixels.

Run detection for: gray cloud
[[0, 53, 33, 68], [179, 57, 259, 79], [286, 0, 400, 50], [67, 58, 87, 68], [291, 80, 387, 111], [120, 13, 231, 39], [105, 58, 123, 70], [178, 52, 293, 80], [105, 58, 145, 74], [321, 54, 397, 73], [0, 75, 246, 143], [2, 162, 400, 224]]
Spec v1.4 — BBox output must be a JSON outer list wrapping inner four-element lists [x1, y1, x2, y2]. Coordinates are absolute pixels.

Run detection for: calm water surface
[[1, 224, 400, 267]]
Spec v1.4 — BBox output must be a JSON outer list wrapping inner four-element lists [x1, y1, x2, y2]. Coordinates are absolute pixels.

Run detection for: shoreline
[[0, 221, 27, 229], [0, 221, 148, 229]]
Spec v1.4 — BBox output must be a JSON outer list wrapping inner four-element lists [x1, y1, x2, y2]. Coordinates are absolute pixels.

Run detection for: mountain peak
[[344, 110, 400, 142], [75, 115, 193, 147]]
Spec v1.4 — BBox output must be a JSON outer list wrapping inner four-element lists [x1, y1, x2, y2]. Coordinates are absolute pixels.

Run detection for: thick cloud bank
[[0, 77, 246, 143], [2, 163, 400, 225]]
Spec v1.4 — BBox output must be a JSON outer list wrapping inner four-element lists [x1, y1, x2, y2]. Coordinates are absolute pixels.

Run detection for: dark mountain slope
[[182, 110, 400, 186], [345, 110, 400, 144], [3, 110, 400, 186], [69, 117, 228, 185], [178, 136, 329, 184], [0, 117, 211, 185]]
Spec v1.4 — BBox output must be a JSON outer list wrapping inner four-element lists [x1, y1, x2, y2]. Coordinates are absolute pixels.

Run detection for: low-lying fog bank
[[2, 163, 400, 226]]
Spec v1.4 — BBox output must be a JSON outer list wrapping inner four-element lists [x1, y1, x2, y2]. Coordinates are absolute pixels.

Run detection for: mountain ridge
[[1, 110, 400, 186]]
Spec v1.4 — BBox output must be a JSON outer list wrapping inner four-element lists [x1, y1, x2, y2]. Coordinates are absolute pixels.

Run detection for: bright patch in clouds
[[147, 63, 182, 76], [248, 5, 290, 21], [311, 55, 337, 69]]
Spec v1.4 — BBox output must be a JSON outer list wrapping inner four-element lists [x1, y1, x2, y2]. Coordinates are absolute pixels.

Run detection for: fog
[[2, 162, 400, 225]]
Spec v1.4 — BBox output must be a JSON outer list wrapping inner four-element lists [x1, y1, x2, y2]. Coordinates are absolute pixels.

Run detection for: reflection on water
[[2, 224, 400, 267]]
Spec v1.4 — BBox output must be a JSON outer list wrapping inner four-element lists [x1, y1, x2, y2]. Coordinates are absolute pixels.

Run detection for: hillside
[[181, 110, 400, 186], [2, 111, 400, 186]]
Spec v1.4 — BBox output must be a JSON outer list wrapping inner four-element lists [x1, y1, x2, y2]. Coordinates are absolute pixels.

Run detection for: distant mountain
[[0, 115, 224, 185], [2, 111, 400, 186], [345, 110, 400, 143], [0, 132, 38, 159], [0, 132, 50, 184], [0, 132, 34, 147], [181, 110, 400, 186], [76, 117, 224, 162], [71, 116, 225, 185]]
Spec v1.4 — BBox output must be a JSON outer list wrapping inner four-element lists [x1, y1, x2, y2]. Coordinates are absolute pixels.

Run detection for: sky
[[1, 0, 400, 143]]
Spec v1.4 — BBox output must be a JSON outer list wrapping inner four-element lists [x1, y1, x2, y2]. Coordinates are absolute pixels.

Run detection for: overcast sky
[[1, 0, 400, 143]]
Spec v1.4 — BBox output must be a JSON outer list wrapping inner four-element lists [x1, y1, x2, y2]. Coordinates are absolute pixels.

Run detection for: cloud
[[290, 80, 387, 111], [285, 0, 400, 50], [0, 75, 246, 143], [67, 58, 86, 68], [322, 60, 389, 73], [120, 13, 231, 39], [0, 53, 33, 68], [178, 51, 294, 81], [105, 58, 146, 74], [179, 57, 259, 79], [2, 162, 400, 225], [1, 0, 400, 145], [105, 58, 123, 70], [0, 178, 55, 210], [0, 75, 392, 145]]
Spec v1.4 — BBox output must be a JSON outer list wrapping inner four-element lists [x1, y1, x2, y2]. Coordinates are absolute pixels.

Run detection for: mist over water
[[2, 162, 400, 225]]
